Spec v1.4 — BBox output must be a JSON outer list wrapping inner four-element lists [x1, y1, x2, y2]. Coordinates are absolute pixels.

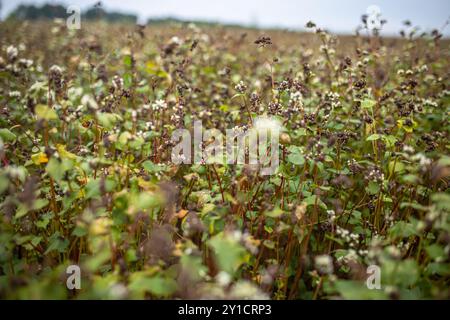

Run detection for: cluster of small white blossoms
[[215, 271, 232, 287], [135, 130, 147, 139], [422, 98, 438, 108], [386, 245, 402, 259], [324, 91, 341, 108], [231, 124, 249, 137], [130, 110, 138, 122], [145, 121, 155, 131], [19, 58, 33, 68], [417, 64, 428, 73], [415, 207, 441, 234], [110, 125, 145, 140], [289, 90, 302, 102], [1, 45, 34, 74], [366, 167, 385, 183], [151, 99, 168, 111], [9, 91, 21, 98], [170, 104, 184, 125], [395, 240, 412, 257], [169, 36, 182, 46], [78, 146, 90, 156], [336, 226, 360, 248], [112, 75, 124, 90], [314, 254, 334, 275], [62, 104, 85, 123], [402, 144, 415, 154], [235, 80, 247, 93], [277, 80, 290, 91], [327, 209, 336, 223], [196, 108, 212, 118], [384, 212, 395, 228], [6, 45, 18, 61], [288, 91, 304, 111], [337, 249, 362, 265], [319, 44, 336, 56], [409, 152, 432, 168], [438, 89, 450, 98], [225, 281, 269, 300]]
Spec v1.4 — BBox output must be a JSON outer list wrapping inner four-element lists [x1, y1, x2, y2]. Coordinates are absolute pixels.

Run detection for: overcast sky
[[1, 0, 449, 36]]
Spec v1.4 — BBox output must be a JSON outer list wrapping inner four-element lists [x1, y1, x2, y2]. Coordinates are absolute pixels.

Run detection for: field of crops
[[0, 19, 449, 299]]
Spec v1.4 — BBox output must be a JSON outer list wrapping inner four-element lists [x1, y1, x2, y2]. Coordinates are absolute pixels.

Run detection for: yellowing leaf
[[31, 152, 48, 165], [35, 104, 58, 121], [56, 144, 77, 160], [177, 209, 189, 219], [397, 118, 418, 133]]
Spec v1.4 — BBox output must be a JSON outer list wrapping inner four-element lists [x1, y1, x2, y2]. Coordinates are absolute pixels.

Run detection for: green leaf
[[0, 128, 16, 142], [209, 233, 247, 274], [33, 198, 49, 211], [31, 236, 43, 247], [366, 181, 380, 195], [15, 204, 29, 219], [382, 135, 397, 148], [388, 161, 405, 175], [287, 146, 305, 165], [96, 112, 122, 130], [383, 259, 419, 287], [129, 276, 177, 297], [431, 193, 450, 211], [426, 263, 450, 276], [303, 195, 327, 209], [143, 160, 163, 173], [118, 131, 132, 146], [85, 249, 111, 272], [333, 280, 387, 299], [361, 99, 376, 110], [35, 212, 53, 229], [425, 244, 444, 260], [123, 55, 132, 67], [46, 157, 63, 182], [389, 221, 418, 239], [135, 193, 161, 210], [72, 226, 88, 237], [45, 232, 69, 254], [366, 134, 381, 141], [264, 206, 284, 218]]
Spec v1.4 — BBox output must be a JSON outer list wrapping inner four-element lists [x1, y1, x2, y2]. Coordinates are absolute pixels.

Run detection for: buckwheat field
[[0, 17, 449, 299]]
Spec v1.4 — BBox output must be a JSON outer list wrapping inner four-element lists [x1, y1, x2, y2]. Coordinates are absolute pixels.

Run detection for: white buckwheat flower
[[151, 99, 167, 111], [6, 45, 18, 61]]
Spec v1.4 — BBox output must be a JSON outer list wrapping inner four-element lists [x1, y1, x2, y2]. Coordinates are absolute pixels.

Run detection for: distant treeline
[[7, 3, 265, 30], [147, 17, 254, 29], [7, 4, 137, 23]]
